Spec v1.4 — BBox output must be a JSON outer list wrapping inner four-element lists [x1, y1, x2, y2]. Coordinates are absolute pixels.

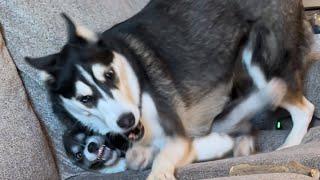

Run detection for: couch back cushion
[[0, 0, 148, 178], [0, 30, 59, 179]]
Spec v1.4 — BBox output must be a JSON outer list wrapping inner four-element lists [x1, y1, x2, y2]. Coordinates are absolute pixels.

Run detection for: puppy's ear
[[61, 13, 98, 45]]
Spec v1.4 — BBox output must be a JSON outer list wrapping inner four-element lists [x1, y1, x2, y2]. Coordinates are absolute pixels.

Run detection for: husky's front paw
[[126, 146, 155, 170], [233, 135, 255, 157], [147, 170, 176, 180]]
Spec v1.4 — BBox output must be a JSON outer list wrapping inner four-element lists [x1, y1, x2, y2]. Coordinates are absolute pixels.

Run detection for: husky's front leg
[[147, 137, 194, 180], [147, 133, 234, 180]]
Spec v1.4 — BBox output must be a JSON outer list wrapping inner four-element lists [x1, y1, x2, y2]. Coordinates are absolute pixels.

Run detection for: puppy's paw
[[126, 146, 155, 170], [147, 170, 176, 180], [233, 135, 255, 157]]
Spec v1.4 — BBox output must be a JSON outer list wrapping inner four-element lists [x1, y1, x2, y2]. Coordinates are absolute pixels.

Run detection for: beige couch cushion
[[0, 29, 58, 179], [212, 173, 313, 180]]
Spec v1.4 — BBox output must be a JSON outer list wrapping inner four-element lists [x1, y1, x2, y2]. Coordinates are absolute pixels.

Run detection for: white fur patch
[[92, 63, 109, 82], [100, 158, 127, 174], [132, 92, 167, 152], [212, 78, 287, 134], [242, 48, 267, 89], [76, 25, 98, 43], [104, 151, 118, 166], [278, 97, 314, 149], [140, 93, 165, 146], [193, 133, 234, 161], [75, 81, 93, 96], [212, 90, 268, 133]]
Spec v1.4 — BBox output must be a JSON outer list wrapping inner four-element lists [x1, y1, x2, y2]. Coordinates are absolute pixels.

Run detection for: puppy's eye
[[75, 152, 83, 160], [78, 95, 93, 104], [104, 69, 114, 81]]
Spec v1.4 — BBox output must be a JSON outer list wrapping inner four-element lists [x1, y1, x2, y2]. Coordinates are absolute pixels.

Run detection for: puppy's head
[[26, 14, 144, 138], [63, 126, 130, 171]]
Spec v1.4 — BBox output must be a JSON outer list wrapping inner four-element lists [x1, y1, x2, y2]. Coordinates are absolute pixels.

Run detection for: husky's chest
[[139, 81, 232, 145], [176, 83, 233, 137]]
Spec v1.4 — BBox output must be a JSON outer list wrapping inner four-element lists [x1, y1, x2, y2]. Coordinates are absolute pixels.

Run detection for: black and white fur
[[63, 125, 130, 173], [26, 0, 314, 179]]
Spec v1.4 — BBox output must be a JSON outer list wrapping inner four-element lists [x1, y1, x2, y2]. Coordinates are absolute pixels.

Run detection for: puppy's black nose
[[117, 113, 135, 129], [88, 142, 99, 153]]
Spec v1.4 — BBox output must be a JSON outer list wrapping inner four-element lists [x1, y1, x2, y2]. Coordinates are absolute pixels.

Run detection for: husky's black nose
[[117, 113, 135, 129], [88, 142, 99, 153]]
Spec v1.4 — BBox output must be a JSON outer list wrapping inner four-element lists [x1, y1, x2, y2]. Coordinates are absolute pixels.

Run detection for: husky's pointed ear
[[25, 54, 57, 71], [61, 13, 77, 43], [25, 54, 58, 81], [61, 13, 98, 44]]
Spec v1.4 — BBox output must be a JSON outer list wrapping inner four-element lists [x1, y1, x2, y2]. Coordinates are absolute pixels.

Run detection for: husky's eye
[[78, 95, 93, 104], [75, 152, 83, 160], [104, 69, 114, 81]]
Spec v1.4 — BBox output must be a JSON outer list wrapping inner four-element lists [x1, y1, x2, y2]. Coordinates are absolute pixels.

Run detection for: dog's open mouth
[[97, 145, 111, 161], [91, 145, 119, 168], [125, 122, 144, 142], [96, 145, 119, 165]]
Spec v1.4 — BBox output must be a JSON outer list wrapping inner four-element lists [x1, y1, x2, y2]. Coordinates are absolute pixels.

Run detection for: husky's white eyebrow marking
[[75, 81, 93, 96], [71, 146, 79, 153], [92, 63, 109, 82], [77, 65, 109, 100], [75, 133, 86, 141]]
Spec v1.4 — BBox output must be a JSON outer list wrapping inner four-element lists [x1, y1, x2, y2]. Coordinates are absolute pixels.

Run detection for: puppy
[[63, 125, 130, 173]]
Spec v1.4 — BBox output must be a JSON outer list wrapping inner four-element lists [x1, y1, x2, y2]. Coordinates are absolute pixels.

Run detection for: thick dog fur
[[26, 0, 314, 179]]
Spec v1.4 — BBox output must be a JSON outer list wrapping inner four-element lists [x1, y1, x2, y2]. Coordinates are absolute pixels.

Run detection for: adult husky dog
[[26, 0, 314, 179]]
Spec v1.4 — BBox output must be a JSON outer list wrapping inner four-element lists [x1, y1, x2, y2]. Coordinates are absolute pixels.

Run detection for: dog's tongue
[[126, 123, 142, 141], [128, 133, 138, 141]]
